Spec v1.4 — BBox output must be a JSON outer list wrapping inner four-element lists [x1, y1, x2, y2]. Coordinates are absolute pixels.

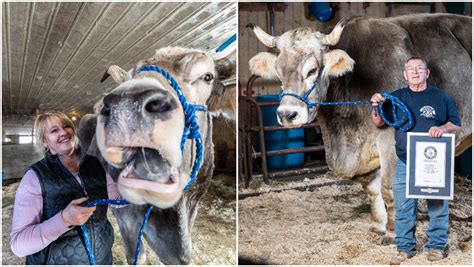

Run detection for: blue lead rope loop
[[376, 92, 413, 132]]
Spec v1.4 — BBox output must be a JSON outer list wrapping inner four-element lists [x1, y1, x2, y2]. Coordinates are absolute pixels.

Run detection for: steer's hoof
[[369, 226, 386, 236], [382, 236, 396, 245]]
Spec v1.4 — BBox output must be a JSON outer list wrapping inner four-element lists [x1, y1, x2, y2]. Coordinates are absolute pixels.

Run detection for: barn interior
[[2, 2, 236, 265], [238, 1, 472, 188]]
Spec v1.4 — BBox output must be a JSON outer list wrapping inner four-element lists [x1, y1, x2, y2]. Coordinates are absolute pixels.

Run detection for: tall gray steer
[[78, 46, 235, 264], [248, 14, 471, 240]]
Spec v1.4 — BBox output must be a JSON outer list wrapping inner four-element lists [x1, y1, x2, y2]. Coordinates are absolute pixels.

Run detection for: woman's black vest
[[25, 148, 114, 265]]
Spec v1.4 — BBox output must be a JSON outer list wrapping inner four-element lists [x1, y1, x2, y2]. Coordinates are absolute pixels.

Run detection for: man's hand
[[370, 93, 385, 127], [370, 93, 386, 107], [429, 122, 461, 138], [428, 126, 445, 138], [61, 197, 96, 227]]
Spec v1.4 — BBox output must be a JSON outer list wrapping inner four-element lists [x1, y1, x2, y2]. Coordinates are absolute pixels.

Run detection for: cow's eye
[[306, 68, 317, 78], [100, 104, 111, 116], [202, 73, 214, 83]]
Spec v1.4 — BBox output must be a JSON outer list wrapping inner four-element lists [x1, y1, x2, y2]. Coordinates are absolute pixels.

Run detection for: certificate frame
[[406, 132, 455, 200]]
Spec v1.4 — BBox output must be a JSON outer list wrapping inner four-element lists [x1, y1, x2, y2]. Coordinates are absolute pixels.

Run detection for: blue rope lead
[[81, 200, 153, 265], [132, 205, 154, 265], [86, 199, 130, 207], [280, 91, 413, 132], [82, 224, 96, 265], [280, 68, 413, 132], [81, 199, 130, 265]]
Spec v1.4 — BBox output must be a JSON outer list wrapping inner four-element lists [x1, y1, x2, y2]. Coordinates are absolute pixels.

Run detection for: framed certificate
[[406, 132, 455, 200]]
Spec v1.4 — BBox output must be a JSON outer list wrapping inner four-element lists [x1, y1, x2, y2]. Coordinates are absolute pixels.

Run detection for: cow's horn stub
[[246, 23, 256, 29], [248, 23, 278, 48], [106, 65, 129, 84], [318, 16, 359, 46], [100, 69, 110, 83], [339, 15, 360, 27]]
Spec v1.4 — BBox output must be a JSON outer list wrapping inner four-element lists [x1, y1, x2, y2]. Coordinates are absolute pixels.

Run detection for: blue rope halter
[[137, 65, 206, 190], [279, 67, 413, 132], [81, 65, 207, 265]]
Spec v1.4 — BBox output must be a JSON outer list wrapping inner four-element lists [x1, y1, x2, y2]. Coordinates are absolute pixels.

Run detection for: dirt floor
[[2, 174, 236, 265], [239, 172, 472, 265]]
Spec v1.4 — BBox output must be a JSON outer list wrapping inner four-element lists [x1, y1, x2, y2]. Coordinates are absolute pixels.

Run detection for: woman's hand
[[61, 197, 96, 227]]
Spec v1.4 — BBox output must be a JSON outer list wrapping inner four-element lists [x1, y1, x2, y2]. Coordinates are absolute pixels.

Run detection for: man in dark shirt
[[370, 56, 461, 265]]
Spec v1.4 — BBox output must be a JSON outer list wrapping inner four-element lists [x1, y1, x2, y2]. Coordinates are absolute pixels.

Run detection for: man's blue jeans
[[392, 159, 449, 255]]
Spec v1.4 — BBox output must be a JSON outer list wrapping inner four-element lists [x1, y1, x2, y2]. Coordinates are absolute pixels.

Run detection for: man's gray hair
[[405, 56, 428, 69]]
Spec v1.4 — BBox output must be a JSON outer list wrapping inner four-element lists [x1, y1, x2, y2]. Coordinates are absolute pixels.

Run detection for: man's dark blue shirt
[[388, 85, 461, 163]]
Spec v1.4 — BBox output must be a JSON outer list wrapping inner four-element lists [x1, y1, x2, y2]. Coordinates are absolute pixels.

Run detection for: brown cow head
[[248, 18, 355, 126], [96, 47, 235, 208]]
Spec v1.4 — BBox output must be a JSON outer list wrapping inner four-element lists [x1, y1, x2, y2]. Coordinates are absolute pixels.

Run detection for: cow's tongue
[[118, 148, 181, 194], [133, 148, 170, 183]]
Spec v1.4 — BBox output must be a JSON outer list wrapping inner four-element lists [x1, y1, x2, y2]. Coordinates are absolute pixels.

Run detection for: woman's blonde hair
[[34, 111, 79, 155]]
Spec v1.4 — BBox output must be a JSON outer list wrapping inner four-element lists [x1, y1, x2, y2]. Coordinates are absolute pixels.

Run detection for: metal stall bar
[[239, 75, 326, 187]]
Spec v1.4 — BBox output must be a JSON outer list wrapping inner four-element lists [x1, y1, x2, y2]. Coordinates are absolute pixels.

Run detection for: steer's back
[[333, 13, 471, 141]]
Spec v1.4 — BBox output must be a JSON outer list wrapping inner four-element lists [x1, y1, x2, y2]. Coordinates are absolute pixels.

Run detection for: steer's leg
[[142, 198, 192, 265], [363, 174, 387, 234], [376, 131, 397, 244], [112, 206, 148, 264], [380, 142, 397, 244]]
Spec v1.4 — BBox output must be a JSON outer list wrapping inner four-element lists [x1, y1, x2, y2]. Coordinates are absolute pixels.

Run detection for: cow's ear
[[106, 65, 129, 84], [249, 52, 279, 80], [323, 49, 355, 77], [93, 99, 104, 115], [207, 80, 236, 121]]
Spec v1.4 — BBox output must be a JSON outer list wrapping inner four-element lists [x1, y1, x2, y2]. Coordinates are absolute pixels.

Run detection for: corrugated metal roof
[[2, 2, 236, 134]]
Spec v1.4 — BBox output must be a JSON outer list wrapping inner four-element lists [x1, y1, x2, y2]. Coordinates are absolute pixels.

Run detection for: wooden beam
[[239, 3, 287, 12], [455, 133, 472, 156]]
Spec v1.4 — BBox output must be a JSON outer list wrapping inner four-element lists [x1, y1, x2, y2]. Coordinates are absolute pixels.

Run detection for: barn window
[[19, 135, 34, 144]]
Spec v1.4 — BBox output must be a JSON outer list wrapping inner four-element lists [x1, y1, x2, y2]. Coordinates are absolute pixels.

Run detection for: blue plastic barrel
[[309, 2, 333, 22], [256, 95, 305, 169]]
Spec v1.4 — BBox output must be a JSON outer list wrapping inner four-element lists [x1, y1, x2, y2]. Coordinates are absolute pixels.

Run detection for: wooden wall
[[213, 116, 236, 173], [239, 2, 472, 96]]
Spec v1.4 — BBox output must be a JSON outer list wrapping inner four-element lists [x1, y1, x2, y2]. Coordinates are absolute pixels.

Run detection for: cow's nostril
[[277, 110, 298, 122], [287, 111, 298, 121], [145, 99, 172, 113]]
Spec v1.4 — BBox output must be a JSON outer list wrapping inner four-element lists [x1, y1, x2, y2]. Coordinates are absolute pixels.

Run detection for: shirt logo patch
[[420, 106, 436, 118]]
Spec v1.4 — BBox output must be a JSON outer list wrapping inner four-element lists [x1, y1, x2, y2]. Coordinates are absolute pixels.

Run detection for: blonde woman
[[10, 112, 120, 264]]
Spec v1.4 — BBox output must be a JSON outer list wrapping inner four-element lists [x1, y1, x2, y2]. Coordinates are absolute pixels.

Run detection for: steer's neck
[[316, 111, 380, 177]]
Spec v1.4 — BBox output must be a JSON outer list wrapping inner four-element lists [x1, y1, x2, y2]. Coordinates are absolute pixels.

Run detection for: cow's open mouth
[[117, 148, 184, 194]]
